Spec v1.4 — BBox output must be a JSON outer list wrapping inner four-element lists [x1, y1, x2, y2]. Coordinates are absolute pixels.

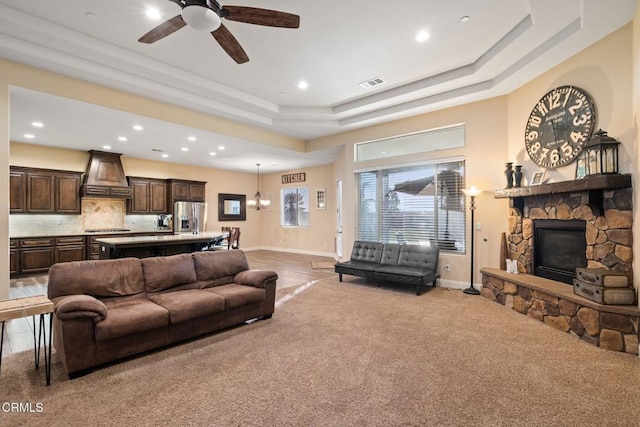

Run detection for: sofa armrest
[[233, 270, 278, 288], [53, 295, 108, 323]]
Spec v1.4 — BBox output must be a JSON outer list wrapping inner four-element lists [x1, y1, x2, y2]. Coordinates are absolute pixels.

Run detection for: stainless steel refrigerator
[[174, 202, 207, 234]]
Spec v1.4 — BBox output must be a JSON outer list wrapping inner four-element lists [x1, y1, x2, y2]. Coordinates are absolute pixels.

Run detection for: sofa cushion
[[380, 244, 401, 266], [375, 266, 436, 285], [192, 250, 249, 286], [48, 258, 144, 299], [142, 253, 198, 293], [95, 299, 169, 341], [205, 284, 266, 309], [149, 290, 225, 324], [349, 241, 384, 263], [397, 244, 438, 271]]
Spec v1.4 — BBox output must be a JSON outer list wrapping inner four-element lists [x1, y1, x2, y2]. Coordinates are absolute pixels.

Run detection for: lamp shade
[[462, 185, 482, 197], [182, 5, 222, 32]]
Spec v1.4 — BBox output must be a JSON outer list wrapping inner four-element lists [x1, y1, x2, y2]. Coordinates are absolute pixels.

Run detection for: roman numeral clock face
[[524, 86, 596, 169]]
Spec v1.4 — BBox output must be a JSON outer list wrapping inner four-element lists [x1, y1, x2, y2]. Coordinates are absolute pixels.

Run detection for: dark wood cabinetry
[[55, 173, 82, 213], [127, 177, 168, 214], [55, 236, 86, 263], [26, 171, 55, 213], [10, 166, 82, 214], [10, 239, 19, 275], [81, 150, 132, 198], [9, 169, 26, 213], [19, 238, 55, 274], [167, 179, 206, 203]]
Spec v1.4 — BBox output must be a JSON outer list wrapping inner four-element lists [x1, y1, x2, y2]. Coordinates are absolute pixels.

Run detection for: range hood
[[81, 150, 132, 198]]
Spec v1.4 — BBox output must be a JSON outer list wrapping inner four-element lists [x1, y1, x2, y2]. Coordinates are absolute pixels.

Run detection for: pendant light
[[247, 163, 270, 210]]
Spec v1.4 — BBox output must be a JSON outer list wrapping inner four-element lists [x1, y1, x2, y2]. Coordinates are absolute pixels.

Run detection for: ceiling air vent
[[359, 77, 386, 89]]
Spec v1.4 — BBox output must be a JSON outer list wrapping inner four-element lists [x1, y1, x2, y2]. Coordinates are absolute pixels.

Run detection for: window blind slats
[[356, 161, 466, 253]]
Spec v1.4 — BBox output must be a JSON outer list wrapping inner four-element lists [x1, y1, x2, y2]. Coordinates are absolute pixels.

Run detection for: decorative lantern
[[583, 129, 620, 175]]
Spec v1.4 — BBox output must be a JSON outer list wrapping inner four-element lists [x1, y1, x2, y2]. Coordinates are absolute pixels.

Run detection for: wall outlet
[[445, 264, 451, 272]]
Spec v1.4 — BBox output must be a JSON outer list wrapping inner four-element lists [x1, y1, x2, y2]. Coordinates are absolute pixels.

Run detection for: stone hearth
[[481, 268, 639, 354]]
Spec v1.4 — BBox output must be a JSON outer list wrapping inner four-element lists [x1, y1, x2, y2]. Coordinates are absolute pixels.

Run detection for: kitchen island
[[96, 232, 226, 259]]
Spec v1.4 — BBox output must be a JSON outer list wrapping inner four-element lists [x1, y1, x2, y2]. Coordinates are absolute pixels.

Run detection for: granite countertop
[[96, 231, 227, 246], [10, 229, 174, 239]]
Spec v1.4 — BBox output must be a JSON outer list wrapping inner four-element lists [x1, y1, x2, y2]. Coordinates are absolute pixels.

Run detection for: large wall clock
[[524, 85, 596, 169]]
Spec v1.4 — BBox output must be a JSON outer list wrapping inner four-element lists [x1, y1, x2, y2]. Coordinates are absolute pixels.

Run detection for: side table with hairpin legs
[[0, 295, 54, 386]]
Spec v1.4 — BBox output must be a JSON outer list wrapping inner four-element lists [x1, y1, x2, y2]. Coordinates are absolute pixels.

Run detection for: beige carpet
[[310, 261, 335, 269], [2, 276, 640, 426]]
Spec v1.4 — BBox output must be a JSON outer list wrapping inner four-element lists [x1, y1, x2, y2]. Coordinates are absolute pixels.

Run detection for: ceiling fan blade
[[212, 24, 249, 64], [138, 15, 186, 44], [223, 6, 300, 28]]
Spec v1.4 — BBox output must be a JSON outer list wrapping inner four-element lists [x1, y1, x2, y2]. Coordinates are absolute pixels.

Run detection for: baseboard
[[438, 279, 484, 291], [243, 246, 337, 259]]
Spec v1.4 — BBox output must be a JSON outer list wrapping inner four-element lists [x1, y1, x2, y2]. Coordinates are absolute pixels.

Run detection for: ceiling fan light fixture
[[182, 5, 221, 32]]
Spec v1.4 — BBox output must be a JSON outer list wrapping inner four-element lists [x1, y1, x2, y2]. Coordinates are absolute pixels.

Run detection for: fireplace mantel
[[493, 174, 631, 215]]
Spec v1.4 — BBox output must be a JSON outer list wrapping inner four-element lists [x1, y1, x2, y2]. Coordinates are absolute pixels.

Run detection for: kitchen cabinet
[[10, 239, 19, 275], [10, 169, 26, 213], [19, 238, 55, 274], [55, 236, 86, 263], [55, 173, 83, 213], [26, 171, 55, 213], [127, 177, 168, 214], [10, 166, 82, 214], [167, 179, 206, 203]]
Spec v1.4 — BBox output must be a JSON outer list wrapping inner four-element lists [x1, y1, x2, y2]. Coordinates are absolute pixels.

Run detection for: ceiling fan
[[138, 0, 300, 64]]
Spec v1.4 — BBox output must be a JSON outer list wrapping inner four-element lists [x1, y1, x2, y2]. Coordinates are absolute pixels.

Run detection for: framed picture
[[575, 153, 587, 179], [316, 188, 326, 210], [218, 193, 246, 221], [529, 169, 546, 186]]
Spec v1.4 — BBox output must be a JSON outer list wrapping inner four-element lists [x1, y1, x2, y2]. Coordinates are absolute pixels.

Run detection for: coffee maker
[[157, 214, 171, 229]]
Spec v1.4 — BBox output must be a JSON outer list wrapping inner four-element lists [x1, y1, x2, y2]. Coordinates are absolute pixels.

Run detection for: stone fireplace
[[505, 180, 632, 281], [481, 175, 638, 355]]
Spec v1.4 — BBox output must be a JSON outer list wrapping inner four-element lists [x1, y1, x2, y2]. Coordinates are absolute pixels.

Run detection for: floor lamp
[[462, 185, 482, 295]]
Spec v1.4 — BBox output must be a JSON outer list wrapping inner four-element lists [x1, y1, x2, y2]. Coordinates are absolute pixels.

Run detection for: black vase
[[504, 162, 514, 189], [514, 165, 523, 187]]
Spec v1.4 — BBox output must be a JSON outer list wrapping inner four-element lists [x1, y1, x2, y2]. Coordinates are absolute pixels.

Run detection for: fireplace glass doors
[[533, 219, 587, 284]]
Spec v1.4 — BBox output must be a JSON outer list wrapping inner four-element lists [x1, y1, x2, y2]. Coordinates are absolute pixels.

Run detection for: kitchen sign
[[281, 172, 306, 184]]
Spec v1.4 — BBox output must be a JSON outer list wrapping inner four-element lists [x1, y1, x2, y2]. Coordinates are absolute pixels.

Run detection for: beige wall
[[311, 24, 636, 289], [507, 24, 634, 183], [633, 6, 640, 308], [9, 141, 267, 248], [310, 97, 510, 287], [1, 17, 638, 297], [0, 80, 8, 299], [260, 163, 336, 256]]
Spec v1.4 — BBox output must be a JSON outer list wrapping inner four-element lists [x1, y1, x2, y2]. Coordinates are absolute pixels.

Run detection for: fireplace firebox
[[533, 219, 587, 284]]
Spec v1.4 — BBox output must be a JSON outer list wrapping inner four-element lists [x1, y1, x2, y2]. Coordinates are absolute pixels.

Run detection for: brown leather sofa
[[47, 250, 277, 377]]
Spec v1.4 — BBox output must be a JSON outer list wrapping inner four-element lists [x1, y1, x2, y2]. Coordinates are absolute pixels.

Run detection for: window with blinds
[[356, 160, 466, 253]]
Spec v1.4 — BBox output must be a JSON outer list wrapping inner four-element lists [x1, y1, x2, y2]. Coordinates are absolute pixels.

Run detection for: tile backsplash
[[10, 198, 161, 236], [81, 198, 125, 230]]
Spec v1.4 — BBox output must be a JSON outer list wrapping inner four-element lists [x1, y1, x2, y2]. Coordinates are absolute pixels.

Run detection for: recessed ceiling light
[[298, 81, 308, 90], [133, 125, 143, 131], [460, 16, 470, 23], [118, 136, 127, 142], [24, 133, 34, 139], [161, 153, 169, 158], [145, 7, 161, 20], [188, 136, 197, 141], [209, 152, 217, 156], [31, 121, 43, 128], [102, 145, 111, 150], [415, 30, 430, 42], [218, 146, 225, 150], [181, 147, 189, 152]]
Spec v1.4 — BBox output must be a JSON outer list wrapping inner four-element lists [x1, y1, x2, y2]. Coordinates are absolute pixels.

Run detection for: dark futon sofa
[[335, 241, 439, 295]]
